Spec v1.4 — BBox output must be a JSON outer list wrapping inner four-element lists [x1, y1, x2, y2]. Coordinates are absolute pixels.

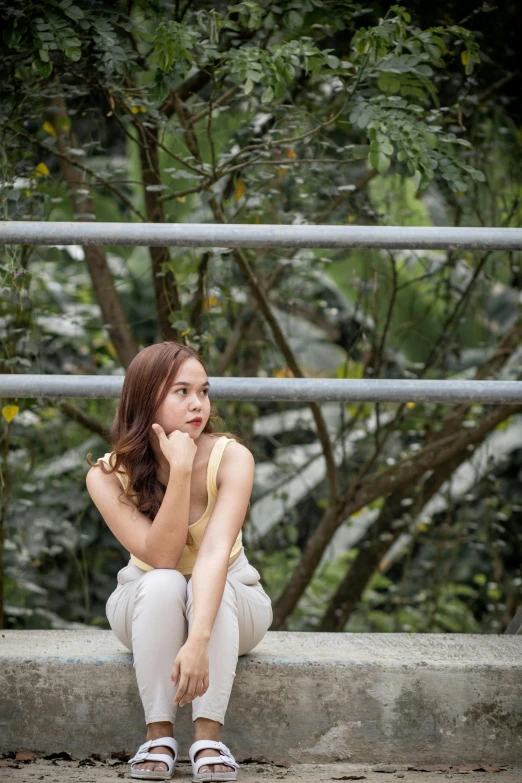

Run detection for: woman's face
[[153, 357, 211, 440]]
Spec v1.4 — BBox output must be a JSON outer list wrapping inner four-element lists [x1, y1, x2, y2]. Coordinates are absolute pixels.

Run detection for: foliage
[[1, 0, 521, 634]]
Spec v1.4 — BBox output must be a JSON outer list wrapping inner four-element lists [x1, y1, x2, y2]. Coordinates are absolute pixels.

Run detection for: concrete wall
[[1, 630, 521, 765]]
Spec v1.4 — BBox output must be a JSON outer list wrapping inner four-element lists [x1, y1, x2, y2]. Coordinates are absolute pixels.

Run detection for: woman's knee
[[136, 568, 187, 605]]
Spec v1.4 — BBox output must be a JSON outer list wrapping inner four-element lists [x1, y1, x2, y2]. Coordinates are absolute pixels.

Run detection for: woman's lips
[[188, 419, 202, 425]]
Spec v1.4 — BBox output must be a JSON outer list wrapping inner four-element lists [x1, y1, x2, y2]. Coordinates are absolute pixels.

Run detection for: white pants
[[105, 547, 273, 726]]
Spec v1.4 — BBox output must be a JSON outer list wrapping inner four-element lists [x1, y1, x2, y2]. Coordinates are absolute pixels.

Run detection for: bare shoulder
[[224, 439, 254, 463], [85, 459, 122, 492], [217, 440, 255, 490], [86, 459, 105, 484]]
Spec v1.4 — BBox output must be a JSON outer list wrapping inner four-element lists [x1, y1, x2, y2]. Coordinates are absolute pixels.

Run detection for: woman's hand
[[152, 424, 197, 471], [171, 638, 209, 707]]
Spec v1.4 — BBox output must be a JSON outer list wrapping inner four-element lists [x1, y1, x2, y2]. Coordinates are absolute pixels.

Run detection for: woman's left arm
[[189, 442, 255, 641], [171, 443, 255, 707]]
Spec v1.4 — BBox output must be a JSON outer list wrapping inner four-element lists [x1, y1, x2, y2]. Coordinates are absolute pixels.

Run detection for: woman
[[86, 340, 273, 782]]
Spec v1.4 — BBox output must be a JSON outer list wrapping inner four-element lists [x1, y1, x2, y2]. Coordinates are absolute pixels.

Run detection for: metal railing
[[1, 221, 522, 249], [2, 375, 522, 403], [2, 220, 522, 633]]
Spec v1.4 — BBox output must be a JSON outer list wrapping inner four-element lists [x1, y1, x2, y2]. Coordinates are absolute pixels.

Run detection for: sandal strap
[[129, 751, 175, 769], [128, 736, 178, 767], [193, 756, 237, 775], [189, 740, 239, 773]]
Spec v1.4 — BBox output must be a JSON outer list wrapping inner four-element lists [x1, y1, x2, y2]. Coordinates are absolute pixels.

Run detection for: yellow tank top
[[98, 436, 243, 575]]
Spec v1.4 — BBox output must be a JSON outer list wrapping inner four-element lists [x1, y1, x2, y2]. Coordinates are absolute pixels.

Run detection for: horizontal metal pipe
[[2, 375, 522, 403], [1, 221, 522, 249]]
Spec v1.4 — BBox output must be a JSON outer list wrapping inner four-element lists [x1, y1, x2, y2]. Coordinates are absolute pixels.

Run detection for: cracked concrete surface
[[0, 756, 520, 783]]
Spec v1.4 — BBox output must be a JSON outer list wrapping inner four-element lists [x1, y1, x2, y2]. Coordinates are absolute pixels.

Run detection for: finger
[[187, 676, 204, 702], [178, 676, 194, 705], [183, 678, 198, 703], [173, 677, 188, 704], [192, 678, 204, 698]]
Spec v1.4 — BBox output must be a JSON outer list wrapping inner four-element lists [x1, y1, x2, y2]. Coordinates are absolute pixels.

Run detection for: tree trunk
[[136, 123, 182, 342], [46, 93, 138, 369]]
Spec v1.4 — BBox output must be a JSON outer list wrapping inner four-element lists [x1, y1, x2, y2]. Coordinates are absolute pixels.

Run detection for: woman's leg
[[106, 566, 189, 773], [186, 557, 273, 774]]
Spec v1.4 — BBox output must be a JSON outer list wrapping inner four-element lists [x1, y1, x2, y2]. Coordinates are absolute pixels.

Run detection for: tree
[[1, 1, 520, 632]]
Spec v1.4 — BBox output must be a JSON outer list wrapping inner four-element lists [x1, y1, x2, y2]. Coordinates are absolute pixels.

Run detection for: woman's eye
[[175, 388, 209, 395]]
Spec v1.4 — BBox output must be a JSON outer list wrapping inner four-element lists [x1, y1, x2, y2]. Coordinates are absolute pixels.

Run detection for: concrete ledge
[[1, 630, 521, 765]]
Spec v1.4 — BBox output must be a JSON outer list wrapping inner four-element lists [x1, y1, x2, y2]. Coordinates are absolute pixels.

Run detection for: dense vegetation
[[1, 0, 521, 634]]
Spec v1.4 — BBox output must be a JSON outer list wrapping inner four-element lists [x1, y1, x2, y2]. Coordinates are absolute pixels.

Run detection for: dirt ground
[[0, 754, 519, 783]]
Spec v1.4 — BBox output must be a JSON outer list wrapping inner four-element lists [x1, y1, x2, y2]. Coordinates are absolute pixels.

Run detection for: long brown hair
[[87, 340, 245, 552]]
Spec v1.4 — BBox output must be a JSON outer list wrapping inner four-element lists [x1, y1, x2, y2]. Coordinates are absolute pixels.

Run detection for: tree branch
[[271, 400, 522, 628], [171, 91, 339, 499]]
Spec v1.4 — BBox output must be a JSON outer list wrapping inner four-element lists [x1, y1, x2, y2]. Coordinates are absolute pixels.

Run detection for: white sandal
[[189, 739, 239, 782], [128, 736, 178, 780]]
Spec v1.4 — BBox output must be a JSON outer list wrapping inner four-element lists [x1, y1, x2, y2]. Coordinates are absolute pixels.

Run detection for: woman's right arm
[[85, 462, 192, 569]]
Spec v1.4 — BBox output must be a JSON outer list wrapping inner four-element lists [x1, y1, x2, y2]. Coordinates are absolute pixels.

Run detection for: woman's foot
[[131, 724, 175, 774], [131, 743, 175, 773], [195, 747, 234, 775]]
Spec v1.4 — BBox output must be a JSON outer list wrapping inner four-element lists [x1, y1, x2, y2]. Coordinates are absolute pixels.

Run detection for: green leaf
[[171, 319, 189, 330], [32, 58, 53, 77], [369, 149, 391, 173], [244, 77, 254, 95], [63, 5, 84, 20], [356, 106, 372, 129], [471, 169, 486, 183], [246, 69, 263, 83], [264, 12, 275, 30], [377, 72, 400, 94], [65, 47, 82, 62], [411, 169, 421, 192], [261, 86, 274, 103], [3, 25, 22, 47], [152, 78, 169, 103], [287, 10, 303, 28], [327, 55, 339, 69], [377, 153, 391, 173]]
